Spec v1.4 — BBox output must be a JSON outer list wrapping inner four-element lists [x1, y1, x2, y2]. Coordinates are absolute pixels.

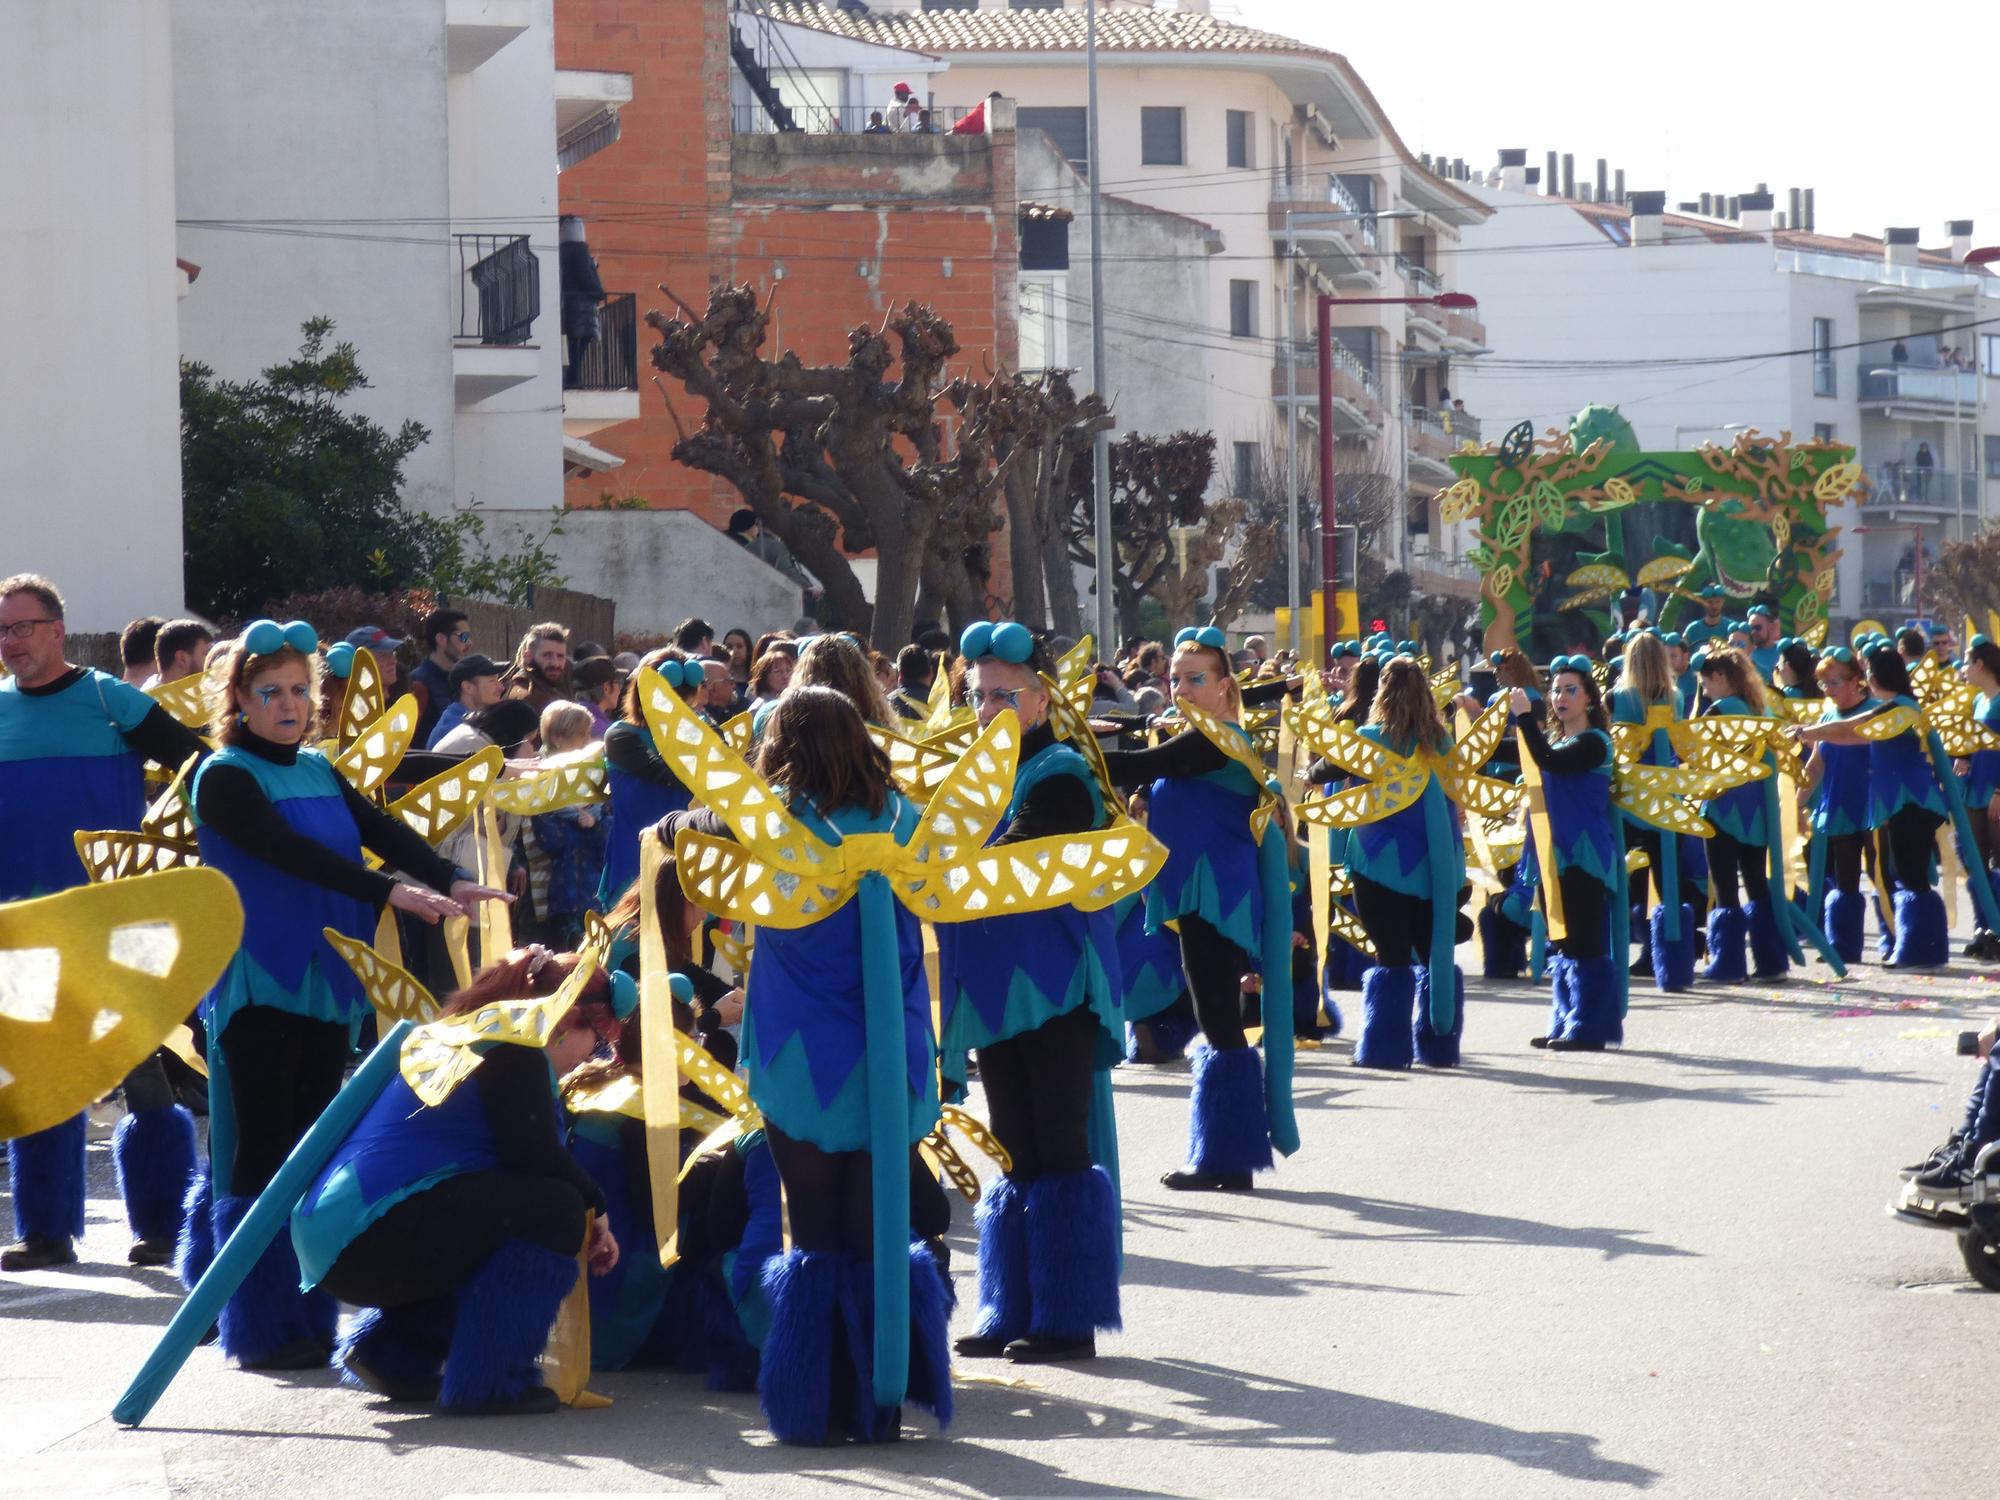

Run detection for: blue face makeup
[[256, 685, 283, 706]]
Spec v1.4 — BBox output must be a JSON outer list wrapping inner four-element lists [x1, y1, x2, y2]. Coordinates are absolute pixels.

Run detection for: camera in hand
[[1960, 1031, 1982, 1057]]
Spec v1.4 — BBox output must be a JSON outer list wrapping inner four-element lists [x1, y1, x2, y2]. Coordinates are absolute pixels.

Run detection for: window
[[1019, 215, 1069, 272], [1813, 422, 1836, 443], [1232, 442, 1261, 499], [1229, 279, 1256, 338], [1984, 333, 2000, 377], [922, 0, 977, 9], [1987, 435, 2000, 480], [1140, 106, 1185, 166], [1812, 317, 1835, 396], [1018, 106, 1088, 167], [1226, 110, 1253, 170], [1019, 277, 1067, 373], [1007, 0, 1063, 8]]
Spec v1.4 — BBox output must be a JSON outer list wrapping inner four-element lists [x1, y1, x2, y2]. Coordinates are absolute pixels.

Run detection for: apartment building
[[1453, 153, 1999, 631]]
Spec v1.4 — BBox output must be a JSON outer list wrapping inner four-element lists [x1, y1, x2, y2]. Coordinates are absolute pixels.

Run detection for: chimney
[[1524, 166, 1541, 187], [1885, 226, 1920, 268], [1949, 219, 1974, 263], [1739, 190, 1774, 237], [1789, 187, 1803, 231], [1700, 192, 1713, 217], [1630, 190, 1666, 246], [1727, 195, 1740, 221], [1561, 153, 1575, 198], [1803, 188, 1816, 231], [1614, 167, 1625, 204], [1595, 158, 1608, 201], [1496, 147, 1527, 193], [1776, 212, 1788, 230], [1545, 150, 1558, 196]]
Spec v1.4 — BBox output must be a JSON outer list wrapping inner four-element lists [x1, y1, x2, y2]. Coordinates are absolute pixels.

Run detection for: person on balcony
[[863, 110, 890, 135], [1892, 339, 1910, 365], [558, 215, 606, 389], [1915, 442, 1936, 472]]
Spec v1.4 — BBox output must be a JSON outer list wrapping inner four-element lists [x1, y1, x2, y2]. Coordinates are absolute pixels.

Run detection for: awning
[[562, 433, 626, 475]]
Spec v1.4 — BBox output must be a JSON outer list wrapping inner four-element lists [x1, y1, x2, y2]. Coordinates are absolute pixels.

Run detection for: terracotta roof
[[754, 3, 1335, 60], [1572, 200, 1980, 266]]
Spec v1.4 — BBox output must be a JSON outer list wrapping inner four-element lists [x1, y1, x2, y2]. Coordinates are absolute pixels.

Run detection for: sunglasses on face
[[455, 631, 472, 643], [968, 687, 1026, 710]]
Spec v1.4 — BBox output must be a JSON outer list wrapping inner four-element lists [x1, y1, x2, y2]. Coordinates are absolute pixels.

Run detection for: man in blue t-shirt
[[1681, 584, 1730, 650], [1747, 604, 1781, 683]]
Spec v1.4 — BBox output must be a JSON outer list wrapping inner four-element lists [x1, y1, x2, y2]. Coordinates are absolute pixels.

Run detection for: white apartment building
[[1454, 154, 2000, 630], [733, 0, 1493, 619]]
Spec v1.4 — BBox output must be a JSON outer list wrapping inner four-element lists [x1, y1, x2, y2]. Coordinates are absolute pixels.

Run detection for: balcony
[[1405, 406, 1462, 484], [1269, 173, 1380, 286], [557, 69, 633, 173], [1857, 361, 1980, 408], [1272, 340, 1384, 438], [1395, 254, 1442, 297], [446, 0, 531, 74], [562, 293, 640, 436], [453, 233, 541, 403], [1861, 463, 1979, 514], [1410, 544, 1481, 598], [1441, 304, 1486, 352], [731, 102, 971, 135]]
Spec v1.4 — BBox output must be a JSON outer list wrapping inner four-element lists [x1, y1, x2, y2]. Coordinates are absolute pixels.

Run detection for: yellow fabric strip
[[637, 830, 683, 1269]]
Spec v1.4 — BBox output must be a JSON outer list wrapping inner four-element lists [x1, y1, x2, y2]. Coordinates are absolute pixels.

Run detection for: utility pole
[[1087, 0, 1115, 654]]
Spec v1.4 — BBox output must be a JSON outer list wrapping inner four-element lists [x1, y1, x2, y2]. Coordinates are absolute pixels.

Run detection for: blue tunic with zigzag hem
[[743, 791, 938, 1153], [0, 669, 153, 901], [1345, 725, 1465, 900], [1114, 891, 1186, 1024], [600, 721, 694, 905], [1539, 728, 1620, 894], [1865, 694, 1947, 824], [1699, 696, 1772, 847], [935, 742, 1124, 1075], [1812, 701, 1873, 836], [192, 746, 374, 1041], [1141, 724, 1264, 956], [1966, 693, 2000, 807]]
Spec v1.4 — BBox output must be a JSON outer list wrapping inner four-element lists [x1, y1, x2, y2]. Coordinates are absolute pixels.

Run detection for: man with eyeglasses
[[411, 608, 471, 746], [1, 574, 211, 1273]]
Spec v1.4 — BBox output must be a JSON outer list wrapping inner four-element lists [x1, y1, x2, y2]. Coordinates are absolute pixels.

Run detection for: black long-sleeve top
[[604, 718, 690, 791], [193, 729, 460, 908], [1511, 714, 1609, 775], [1241, 677, 1297, 708], [1099, 726, 1232, 792], [999, 722, 1101, 842], [475, 1043, 606, 1216], [24, 666, 209, 769]]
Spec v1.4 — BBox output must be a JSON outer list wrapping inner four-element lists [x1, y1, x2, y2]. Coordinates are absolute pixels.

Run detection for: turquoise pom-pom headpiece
[[609, 970, 639, 1020], [959, 620, 1035, 664], [242, 619, 318, 659], [658, 658, 701, 691], [1173, 625, 1227, 651]]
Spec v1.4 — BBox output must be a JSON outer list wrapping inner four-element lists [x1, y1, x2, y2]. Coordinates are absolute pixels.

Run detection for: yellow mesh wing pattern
[[1450, 701, 1511, 777], [73, 831, 200, 882], [901, 711, 1023, 870], [720, 710, 755, 757], [710, 925, 753, 975], [1851, 704, 1924, 742], [1044, 671, 1120, 810], [486, 759, 609, 815], [1329, 903, 1377, 958], [672, 829, 855, 929], [920, 717, 980, 758], [334, 651, 387, 747], [331, 694, 419, 799], [1613, 764, 1716, 838], [323, 927, 441, 1026], [869, 723, 958, 798], [0, 868, 244, 1139], [387, 746, 505, 846], [897, 821, 1167, 921], [1433, 766, 1522, 821], [144, 672, 210, 733], [142, 754, 201, 846], [1055, 635, 1095, 689]]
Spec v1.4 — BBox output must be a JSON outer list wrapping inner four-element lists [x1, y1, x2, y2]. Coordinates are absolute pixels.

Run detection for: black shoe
[[1546, 1037, 1606, 1052], [343, 1352, 440, 1403], [1629, 955, 1654, 978], [241, 1337, 330, 1372], [1528, 1035, 1553, 1049], [1912, 1155, 1972, 1201], [1, 1236, 78, 1272], [1901, 1137, 1964, 1179], [446, 1384, 561, 1417], [1005, 1334, 1096, 1364], [128, 1237, 175, 1268], [953, 1333, 1012, 1359], [1160, 1168, 1253, 1193]]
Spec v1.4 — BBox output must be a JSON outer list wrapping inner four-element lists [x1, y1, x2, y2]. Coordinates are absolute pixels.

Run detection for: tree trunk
[[1005, 464, 1048, 630], [1042, 516, 1082, 640]]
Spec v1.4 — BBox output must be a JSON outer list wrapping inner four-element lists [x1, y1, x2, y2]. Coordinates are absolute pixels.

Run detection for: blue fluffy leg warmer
[[1026, 1167, 1121, 1340], [759, 1249, 841, 1444], [1543, 954, 1576, 1042], [1889, 888, 1949, 968], [1413, 966, 1466, 1069], [1702, 907, 1748, 982], [1649, 905, 1696, 992], [826, 1245, 955, 1444], [1560, 956, 1620, 1045], [1744, 898, 1789, 979], [336, 1298, 454, 1398], [689, 1267, 761, 1393], [1186, 1044, 1274, 1174], [1480, 905, 1527, 980], [213, 1193, 326, 1368], [7, 1113, 85, 1244], [1354, 965, 1417, 1070], [970, 1175, 1029, 1343], [113, 1104, 196, 1244], [903, 1240, 955, 1430], [1824, 888, 1865, 965], [176, 1164, 214, 1290], [438, 1238, 578, 1412]]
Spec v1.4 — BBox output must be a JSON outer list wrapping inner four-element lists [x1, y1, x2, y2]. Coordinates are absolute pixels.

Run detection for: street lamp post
[[1315, 287, 1478, 659]]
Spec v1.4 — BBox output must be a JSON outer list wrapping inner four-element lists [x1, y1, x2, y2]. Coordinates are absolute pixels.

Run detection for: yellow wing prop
[[869, 723, 959, 798], [333, 650, 387, 747], [0, 869, 243, 1139], [399, 914, 612, 1106], [565, 1071, 729, 1137], [144, 672, 210, 733], [1850, 704, 1925, 742], [486, 758, 609, 816], [74, 831, 200, 882], [1175, 700, 1283, 840], [323, 928, 442, 1027], [387, 746, 505, 846], [710, 925, 753, 976], [1044, 669, 1121, 812], [1054, 635, 1096, 690], [141, 754, 201, 847], [331, 694, 420, 800], [720, 710, 755, 757]]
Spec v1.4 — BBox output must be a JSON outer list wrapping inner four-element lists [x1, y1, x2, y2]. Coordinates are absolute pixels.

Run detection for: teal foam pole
[[1256, 821, 1298, 1157], [113, 1020, 414, 1428], [858, 873, 910, 1410]]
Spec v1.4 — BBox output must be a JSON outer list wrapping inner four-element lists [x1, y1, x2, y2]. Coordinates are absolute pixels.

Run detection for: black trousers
[[319, 1169, 590, 1309], [217, 1006, 350, 1197], [1549, 869, 1607, 960], [763, 1126, 951, 1261], [121, 1052, 178, 1114], [1879, 804, 1945, 894], [1827, 831, 1866, 895], [975, 1005, 1097, 1182], [1707, 832, 1771, 911], [1352, 874, 1431, 968], [1176, 915, 1252, 1051]]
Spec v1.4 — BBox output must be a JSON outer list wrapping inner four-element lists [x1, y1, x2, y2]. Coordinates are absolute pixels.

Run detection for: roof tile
[[754, 3, 1334, 60]]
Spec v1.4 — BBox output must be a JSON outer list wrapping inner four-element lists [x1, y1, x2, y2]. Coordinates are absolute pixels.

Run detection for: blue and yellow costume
[[1114, 891, 1193, 1058], [1609, 686, 1705, 991], [1809, 695, 1875, 964], [1862, 693, 1951, 966], [599, 675, 696, 906], [1, 661, 205, 1268], [1695, 691, 1787, 982]]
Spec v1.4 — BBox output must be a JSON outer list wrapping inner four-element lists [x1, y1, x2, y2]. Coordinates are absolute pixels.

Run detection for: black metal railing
[[565, 293, 637, 392], [731, 102, 972, 135], [454, 234, 539, 345]]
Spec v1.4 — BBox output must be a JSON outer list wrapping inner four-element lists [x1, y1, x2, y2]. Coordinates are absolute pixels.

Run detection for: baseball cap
[[447, 653, 503, 691], [573, 656, 621, 691], [612, 651, 641, 674], [344, 625, 404, 650], [893, 80, 913, 95]]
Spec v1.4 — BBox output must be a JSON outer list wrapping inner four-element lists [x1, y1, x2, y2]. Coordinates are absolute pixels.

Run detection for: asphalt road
[[5, 935, 1998, 1499]]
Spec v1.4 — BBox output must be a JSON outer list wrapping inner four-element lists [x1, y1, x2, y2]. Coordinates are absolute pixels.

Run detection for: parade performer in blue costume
[[1664, 633, 1699, 716], [1342, 658, 1467, 1069], [1775, 639, 1822, 702], [1799, 650, 1875, 965], [1792, 645, 1952, 967], [598, 646, 698, 906], [1098, 628, 1298, 1194], [0, 574, 210, 1273], [188, 621, 507, 1371], [1512, 658, 1622, 1050], [936, 622, 1124, 1365], [1682, 585, 1731, 652], [1956, 638, 2000, 960], [292, 947, 626, 1414], [1747, 605, 1782, 683], [657, 686, 954, 1445], [1691, 647, 1787, 982], [1305, 654, 1381, 995], [1114, 866, 1196, 1063], [1609, 634, 1704, 991]]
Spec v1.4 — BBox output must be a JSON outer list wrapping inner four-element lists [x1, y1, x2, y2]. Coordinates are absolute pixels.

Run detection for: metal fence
[[454, 234, 540, 345], [731, 102, 972, 135], [566, 293, 638, 391]]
